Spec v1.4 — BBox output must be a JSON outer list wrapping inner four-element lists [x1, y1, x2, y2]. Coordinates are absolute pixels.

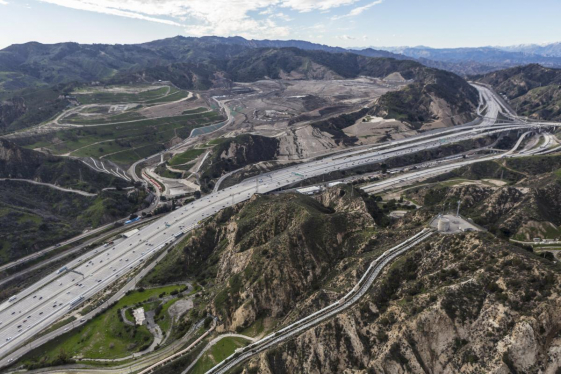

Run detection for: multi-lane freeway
[[0, 84, 559, 369]]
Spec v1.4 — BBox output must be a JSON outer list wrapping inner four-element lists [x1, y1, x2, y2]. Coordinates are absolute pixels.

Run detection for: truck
[[57, 266, 68, 274], [124, 217, 141, 225], [8, 296, 17, 303], [68, 295, 85, 310]]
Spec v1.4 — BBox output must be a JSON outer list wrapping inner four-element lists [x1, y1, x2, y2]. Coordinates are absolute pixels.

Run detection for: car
[[39, 296, 43, 300], [11, 312, 15, 315], [27, 315, 31, 318], [80, 319, 85, 322], [17, 325, 21, 328], [6, 338, 11, 341], [39, 312, 43, 315]]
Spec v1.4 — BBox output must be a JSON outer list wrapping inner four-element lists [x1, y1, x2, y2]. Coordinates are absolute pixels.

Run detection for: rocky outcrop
[[241, 233, 561, 373], [0, 96, 26, 131]]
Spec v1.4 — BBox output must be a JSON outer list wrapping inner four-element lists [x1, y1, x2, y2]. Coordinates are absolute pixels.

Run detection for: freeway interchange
[[0, 85, 559, 369]]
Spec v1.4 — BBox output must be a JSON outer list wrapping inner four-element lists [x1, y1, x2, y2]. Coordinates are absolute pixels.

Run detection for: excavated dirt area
[[217, 77, 404, 159]]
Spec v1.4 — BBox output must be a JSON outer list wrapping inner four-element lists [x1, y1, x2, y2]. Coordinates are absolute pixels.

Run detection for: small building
[[122, 228, 140, 238], [133, 307, 146, 326]]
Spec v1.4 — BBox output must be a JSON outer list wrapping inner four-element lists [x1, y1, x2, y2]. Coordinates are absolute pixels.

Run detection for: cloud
[[0, 0, 8, 5], [37, 0, 368, 39], [331, 0, 383, 20], [38, 0, 182, 26]]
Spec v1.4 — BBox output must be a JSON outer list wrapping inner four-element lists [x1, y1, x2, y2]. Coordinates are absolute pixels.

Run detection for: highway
[[360, 130, 535, 194], [0, 84, 559, 368]]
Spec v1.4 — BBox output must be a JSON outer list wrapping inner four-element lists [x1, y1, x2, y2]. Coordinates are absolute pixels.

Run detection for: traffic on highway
[[0, 84, 559, 368]]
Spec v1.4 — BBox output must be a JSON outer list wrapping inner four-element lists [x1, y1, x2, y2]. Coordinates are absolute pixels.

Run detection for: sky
[[1, 0, 560, 49]]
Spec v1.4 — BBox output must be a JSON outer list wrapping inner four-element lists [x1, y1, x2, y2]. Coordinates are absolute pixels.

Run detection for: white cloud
[[331, 0, 383, 20], [37, 0, 370, 39], [0, 0, 9, 5]]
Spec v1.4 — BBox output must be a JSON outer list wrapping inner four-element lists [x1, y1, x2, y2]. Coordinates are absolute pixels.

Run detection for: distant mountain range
[[371, 42, 561, 74], [495, 42, 561, 57], [3, 36, 561, 92], [0, 35, 480, 134]]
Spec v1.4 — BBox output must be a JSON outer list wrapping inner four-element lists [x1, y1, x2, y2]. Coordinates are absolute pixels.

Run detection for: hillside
[[142, 187, 386, 329], [0, 181, 146, 265], [199, 134, 281, 192], [223, 48, 478, 128], [0, 84, 72, 133], [243, 230, 561, 373], [0, 139, 144, 264], [0, 138, 129, 192], [405, 155, 561, 241], [0, 37, 480, 135], [0, 37, 406, 89], [143, 183, 561, 374], [476, 64, 561, 121]]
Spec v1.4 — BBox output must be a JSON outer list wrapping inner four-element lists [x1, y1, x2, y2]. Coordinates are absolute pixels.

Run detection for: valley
[[0, 34, 560, 374]]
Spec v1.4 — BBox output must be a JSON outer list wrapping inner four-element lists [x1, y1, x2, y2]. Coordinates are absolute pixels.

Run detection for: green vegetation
[[477, 64, 561, 121], [0, 181, 145, 268], [74, 86, 170, 104], [16, 110, 224, 165], [155, 164, 183, 179], [0, 84, 71, 133], [190, 337, 250, 374], [200, 134, 280, 192], [21, 286, 183, 368], [168, 148, 206, 166]]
